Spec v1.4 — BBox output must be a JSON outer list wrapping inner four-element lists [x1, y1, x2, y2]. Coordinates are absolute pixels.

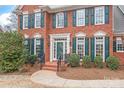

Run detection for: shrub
[[94, 56, 103, 68], [106, 56, 119, 70], [67, 53, 80, 67], [82, 56, 91, 68], [0, 32, 27, 72], [28, 55, 37, 65]]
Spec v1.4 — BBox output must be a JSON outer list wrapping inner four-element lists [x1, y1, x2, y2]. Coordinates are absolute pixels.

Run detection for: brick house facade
[[14, 5, 124, 66]]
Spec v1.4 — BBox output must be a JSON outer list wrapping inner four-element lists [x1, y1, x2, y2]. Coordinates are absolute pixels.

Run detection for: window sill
[[95, 23, 105, 25], [23, 28, 28, 30], [56, 26, 64, 29], [116, 51, 124, 52]]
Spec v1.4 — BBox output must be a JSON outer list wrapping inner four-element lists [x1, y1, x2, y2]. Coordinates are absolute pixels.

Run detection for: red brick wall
[[18, 5, 113, 62]]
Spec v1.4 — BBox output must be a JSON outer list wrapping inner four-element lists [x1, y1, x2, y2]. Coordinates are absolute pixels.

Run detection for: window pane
[[56, 13, 64, 28], [76, 9, 85, 26], [117, 39, 124, 52], [77, 37, 85, 59], [96, 37, 103, 56], [35, 13, 41, 28], [95, 6, 104, 24], [23, 15, 28, 28]]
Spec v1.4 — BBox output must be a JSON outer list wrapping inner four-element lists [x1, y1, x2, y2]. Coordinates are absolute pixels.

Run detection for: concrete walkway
[[31, 70, 124, 88]]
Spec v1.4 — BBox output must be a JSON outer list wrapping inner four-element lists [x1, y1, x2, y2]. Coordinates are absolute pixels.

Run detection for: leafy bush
[[94, 56, 103, 68], [67, 53, 80, 67], [0, 32, 27, 72], [106, 56, 119, 70], [82, 56, 91, 68], [28, 55, 37, 65]]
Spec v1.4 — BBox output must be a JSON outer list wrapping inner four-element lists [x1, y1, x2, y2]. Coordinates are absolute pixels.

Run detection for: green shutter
[[113, 40, 116, 52], [20, 15, 23, 30], [27, 39, 30, 54], [64, 11, 68, 27], [72, 37, 76, 53], [105, 36, 109, 61], [85, 37, 89, 55], [105, 6, 109, 24], [28, 14, 31, 29], [91, 37, 95, 62], [40, 38, 44, 56], [31, 38, 34, 55], [90, 8, 94, 25], [31, 13, 35, 28], [52, 14, 56, 28], [41, 12, 44, 28], [85, 8, 89, 26], [72, 10, 76, 27]]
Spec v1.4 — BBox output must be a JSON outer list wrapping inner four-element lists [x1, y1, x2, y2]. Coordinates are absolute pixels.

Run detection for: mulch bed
[[57, 65, 124, 80], [0, 62, 41, 76]]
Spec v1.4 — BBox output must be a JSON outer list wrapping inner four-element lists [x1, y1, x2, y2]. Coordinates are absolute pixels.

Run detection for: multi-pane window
[[35, 39, 41, 56], [24, 39, 30, 54], [95, 37, 103, 56], [56, 12, 64, 28], [116, 38, 124, 52], [77, 37, 85, 60], [95, 6, 105, 25], [35, 13, 41, 28], [23, 15, 28, 29], [76, 9, 85, 26]]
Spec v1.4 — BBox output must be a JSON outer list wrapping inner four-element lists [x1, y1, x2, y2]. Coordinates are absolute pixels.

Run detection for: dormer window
[[23, 15, 28, 29], [56, 12, 64, 28]]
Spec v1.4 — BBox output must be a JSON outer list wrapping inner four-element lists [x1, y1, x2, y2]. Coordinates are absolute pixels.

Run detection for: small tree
[[0, 32, 27, 72]]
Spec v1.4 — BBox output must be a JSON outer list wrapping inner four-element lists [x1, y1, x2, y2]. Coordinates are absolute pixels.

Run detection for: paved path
[[0, 75, 45, 88], [31, 70, 124, 88]]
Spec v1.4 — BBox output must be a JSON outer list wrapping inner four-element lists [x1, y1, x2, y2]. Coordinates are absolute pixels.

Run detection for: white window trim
[[23, 14, 28, 29], [95, 6, 105, 25], [94, 36, 105, 62], [35, 12, 41, 28], [76, 37, 85, 61], [76, 9, 85, 27], [116, 37, 124, 52], [56, 12, 64, 28]]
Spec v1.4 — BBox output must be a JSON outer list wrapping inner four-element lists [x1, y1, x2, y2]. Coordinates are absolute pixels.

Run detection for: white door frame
[[50, 33, 70, 62]]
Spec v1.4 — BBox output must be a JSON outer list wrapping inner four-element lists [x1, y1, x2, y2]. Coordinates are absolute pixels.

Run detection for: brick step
[[42, 66, 57, 71], [43, 64, 57, 68]]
